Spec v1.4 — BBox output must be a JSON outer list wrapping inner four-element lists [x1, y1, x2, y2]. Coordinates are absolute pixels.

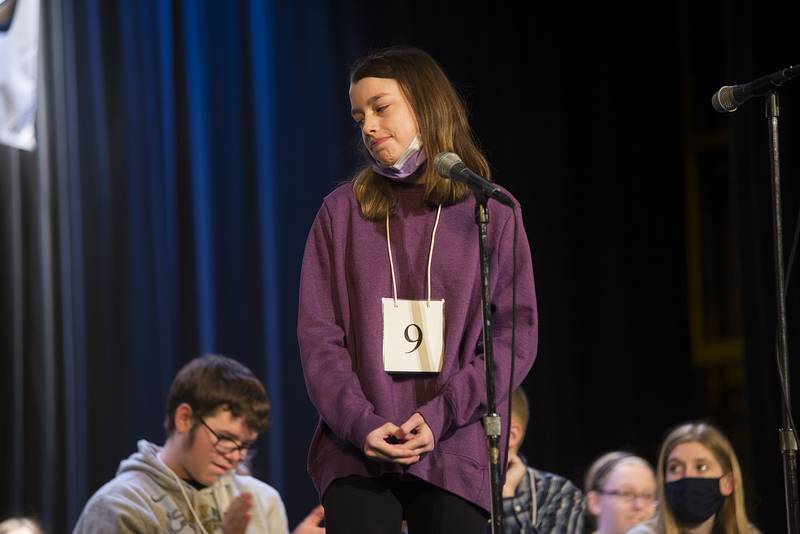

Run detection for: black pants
[[323, 475, 489, 534]]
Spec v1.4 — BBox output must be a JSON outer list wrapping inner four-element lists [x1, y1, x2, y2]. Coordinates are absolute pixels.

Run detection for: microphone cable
[[774, 201, 800, 446], [502, 203, 519, 480]]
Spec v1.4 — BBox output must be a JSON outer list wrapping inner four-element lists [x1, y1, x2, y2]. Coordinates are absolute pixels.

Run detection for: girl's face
[[588, 461, 657, 534], [665, 441, 733, 494], [349, 77, 419, 166]]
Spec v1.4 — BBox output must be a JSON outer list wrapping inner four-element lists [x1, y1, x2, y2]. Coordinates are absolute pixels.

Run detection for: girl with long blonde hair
[[627, 422, 760, 534]]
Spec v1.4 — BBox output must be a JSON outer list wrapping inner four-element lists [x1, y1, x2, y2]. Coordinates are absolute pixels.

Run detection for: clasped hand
[[363, 412, 434, 465]]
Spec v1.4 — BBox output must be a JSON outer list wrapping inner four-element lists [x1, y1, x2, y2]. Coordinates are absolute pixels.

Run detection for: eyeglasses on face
[[197, 417, 257, 457], [599, 489, 656, 503]]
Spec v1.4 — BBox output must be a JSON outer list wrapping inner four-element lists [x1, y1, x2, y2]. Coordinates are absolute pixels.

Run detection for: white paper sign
[[0, 0, 40, 151], [382, 297, 444, 373]]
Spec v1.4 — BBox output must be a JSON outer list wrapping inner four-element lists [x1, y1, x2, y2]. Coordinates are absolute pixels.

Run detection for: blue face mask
[[369, 135, 426, 182], [665, 477, 725, 526]]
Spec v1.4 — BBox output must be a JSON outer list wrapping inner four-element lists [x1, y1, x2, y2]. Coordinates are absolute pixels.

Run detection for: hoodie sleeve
[[297, 201, 387, 450], [73, 491, 155, 534], [416, 204, 538, 444]]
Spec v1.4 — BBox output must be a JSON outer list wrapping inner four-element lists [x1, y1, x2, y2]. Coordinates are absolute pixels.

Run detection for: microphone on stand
[[434, 152, 515, 208], [433, 152, 514, 208], [711, 65, 800, 113]]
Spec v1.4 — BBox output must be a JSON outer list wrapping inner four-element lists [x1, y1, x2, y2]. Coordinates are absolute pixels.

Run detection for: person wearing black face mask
[[626, 422, 761, 534]]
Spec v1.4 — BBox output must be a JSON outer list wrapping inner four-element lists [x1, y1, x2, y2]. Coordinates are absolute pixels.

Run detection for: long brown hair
[[654, 422, 752, 534], [349, 46, 490, 220]]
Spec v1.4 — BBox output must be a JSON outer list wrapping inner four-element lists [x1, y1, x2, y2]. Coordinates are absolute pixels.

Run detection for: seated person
[[584, 451, 657, 534], [626, 421, 760, 534], [73, 354, 324, 534], [0, 518, 43, 534], [502, 388, 584, 533]]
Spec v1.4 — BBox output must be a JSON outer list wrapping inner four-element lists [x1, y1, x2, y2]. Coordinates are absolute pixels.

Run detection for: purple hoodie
[[297, 181, 538, 512]]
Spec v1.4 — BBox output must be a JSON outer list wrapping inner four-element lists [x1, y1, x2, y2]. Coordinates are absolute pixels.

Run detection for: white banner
[[0, 0, 40, 151]]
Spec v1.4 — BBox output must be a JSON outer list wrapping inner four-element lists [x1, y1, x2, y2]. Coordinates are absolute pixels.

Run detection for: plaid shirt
[[502, 461, 585, 534]]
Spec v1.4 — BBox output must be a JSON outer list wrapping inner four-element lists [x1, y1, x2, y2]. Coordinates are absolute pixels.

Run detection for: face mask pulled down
[[370, 135, 426, 181]]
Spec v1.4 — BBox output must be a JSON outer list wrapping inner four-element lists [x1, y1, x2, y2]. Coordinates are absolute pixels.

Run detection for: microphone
[[434, 152, 514, 207], [712, 65, 800, 113]]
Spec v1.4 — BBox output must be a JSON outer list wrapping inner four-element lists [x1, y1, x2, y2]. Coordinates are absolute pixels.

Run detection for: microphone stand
[[764, 91, 800, 534], [474, 192, 504, 534]]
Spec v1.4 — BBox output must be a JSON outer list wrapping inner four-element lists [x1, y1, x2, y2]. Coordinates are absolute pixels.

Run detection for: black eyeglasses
[[197, 417, 257, 457], [599, 489, 656, 503]]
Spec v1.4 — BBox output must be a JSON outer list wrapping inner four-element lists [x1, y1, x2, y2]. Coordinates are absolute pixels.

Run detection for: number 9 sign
[[382, 297, 444, 373]]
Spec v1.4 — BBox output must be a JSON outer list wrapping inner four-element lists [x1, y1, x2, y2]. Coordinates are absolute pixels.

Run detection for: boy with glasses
[[73, 354, 324, 534]]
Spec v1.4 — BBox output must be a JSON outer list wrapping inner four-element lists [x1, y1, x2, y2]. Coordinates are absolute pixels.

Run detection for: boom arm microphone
[[712, 65, 800, 113], [434, 152, 514, 207]]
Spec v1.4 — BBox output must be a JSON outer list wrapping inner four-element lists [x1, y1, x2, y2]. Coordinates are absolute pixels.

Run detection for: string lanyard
[[385, 204, 442, 306], [157, 453, 211, 534], [530, 469, 538, 527]]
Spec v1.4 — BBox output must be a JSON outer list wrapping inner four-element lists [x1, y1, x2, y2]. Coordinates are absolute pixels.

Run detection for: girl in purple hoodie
[[298, 46, 539, 534]]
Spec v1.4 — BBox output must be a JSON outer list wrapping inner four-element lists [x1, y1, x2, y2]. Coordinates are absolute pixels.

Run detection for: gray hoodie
[[73, 440, 288, 534]]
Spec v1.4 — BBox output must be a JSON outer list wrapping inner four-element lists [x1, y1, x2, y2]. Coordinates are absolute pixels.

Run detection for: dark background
[[2, 0, 800, 532]]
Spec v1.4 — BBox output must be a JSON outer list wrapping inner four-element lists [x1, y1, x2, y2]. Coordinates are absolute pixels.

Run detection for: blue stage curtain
[[0, 1, 360, 530]]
